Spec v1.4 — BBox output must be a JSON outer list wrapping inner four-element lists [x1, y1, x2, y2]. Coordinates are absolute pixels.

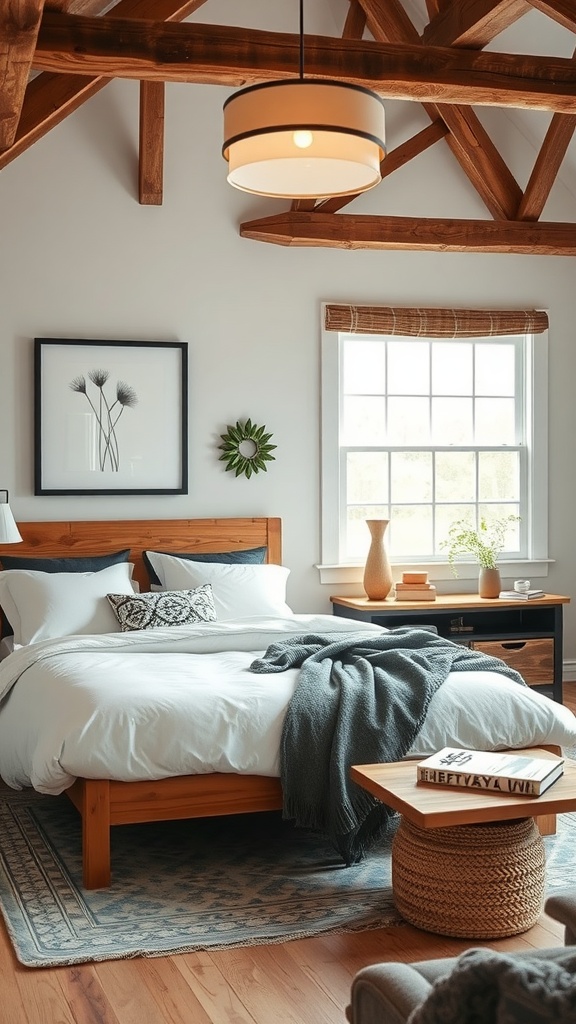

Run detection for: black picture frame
[[34, 338, 188, 496]]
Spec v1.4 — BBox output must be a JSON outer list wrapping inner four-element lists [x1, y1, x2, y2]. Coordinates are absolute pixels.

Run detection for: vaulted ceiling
[[2, 0, 576, 254]]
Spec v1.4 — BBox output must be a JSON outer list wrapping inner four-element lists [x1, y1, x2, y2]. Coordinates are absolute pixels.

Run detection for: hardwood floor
[[2, 680, 575, 1024]]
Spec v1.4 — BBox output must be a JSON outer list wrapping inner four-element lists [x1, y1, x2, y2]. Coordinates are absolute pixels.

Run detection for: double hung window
[[320, 304, 549, 581]]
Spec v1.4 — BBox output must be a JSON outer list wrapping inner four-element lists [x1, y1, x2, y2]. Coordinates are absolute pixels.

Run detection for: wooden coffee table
[[351, 748, 576, 939]]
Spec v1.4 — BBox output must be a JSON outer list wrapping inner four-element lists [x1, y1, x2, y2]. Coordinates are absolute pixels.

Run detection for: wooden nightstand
[[330, 593, 571, 703]]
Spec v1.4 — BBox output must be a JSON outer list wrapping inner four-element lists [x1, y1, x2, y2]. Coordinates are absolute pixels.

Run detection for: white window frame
[[318, 308, 550, 587]]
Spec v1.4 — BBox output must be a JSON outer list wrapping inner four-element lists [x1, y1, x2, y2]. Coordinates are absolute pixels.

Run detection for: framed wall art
[[34, 339, 188, 495]]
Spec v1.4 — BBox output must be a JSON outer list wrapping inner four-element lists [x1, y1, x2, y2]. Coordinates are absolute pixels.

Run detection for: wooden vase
[[478, 567, 502, 599], [363, 519, 393, 600]]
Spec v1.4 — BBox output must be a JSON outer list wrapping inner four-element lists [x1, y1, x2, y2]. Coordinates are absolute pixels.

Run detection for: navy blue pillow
[[143, 546, 267, 587], [0, 549, 131, 637], [0, 550, 130, 574]]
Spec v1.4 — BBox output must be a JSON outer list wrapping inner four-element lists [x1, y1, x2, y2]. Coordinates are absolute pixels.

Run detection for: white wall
[[1, 19, 576, 662]]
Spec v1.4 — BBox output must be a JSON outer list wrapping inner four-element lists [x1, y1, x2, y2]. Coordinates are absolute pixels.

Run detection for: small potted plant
[[441, 514, 519, 598]]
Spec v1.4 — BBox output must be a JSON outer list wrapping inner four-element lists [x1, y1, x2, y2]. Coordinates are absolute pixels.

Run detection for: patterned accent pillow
[[107, 585, 216, 632]]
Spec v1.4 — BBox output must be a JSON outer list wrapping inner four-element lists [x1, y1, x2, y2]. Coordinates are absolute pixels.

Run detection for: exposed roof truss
[[2, 0, 576, 253]]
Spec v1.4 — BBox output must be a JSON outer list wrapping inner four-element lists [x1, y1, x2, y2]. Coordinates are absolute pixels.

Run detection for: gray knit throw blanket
[[407, 948, 576, 1024], [250, 628, 526, 866]]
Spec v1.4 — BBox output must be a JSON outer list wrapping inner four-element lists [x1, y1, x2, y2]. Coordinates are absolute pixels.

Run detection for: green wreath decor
[[218, 419, 277, 479]]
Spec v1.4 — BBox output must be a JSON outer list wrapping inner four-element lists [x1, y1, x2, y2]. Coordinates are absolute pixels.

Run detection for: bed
[[1, 517, 575, 889]]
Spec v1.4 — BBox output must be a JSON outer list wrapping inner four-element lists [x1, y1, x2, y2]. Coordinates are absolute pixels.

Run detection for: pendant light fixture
[[222, 0, 385, 200]]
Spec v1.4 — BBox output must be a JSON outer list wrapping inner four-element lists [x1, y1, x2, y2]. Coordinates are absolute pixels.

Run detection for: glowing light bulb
[[293, 130, 313, 149]]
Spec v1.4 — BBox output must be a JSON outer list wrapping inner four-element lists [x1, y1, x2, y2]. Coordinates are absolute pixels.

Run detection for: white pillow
[[0, 562, 137, 645], [407, 671, 576, 757], [144, 551, 293, 620]]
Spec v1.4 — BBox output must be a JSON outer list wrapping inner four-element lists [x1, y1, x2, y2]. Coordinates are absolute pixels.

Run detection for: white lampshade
[[0, 491, 22, 544], [223, 80, 385, 199]]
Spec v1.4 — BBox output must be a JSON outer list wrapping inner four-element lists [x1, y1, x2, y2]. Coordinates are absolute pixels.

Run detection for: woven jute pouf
[[392, 815, 545, 939]]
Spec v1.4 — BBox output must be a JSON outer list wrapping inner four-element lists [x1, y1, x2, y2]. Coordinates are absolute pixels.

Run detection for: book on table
[[394, 583, 437, 601], [401, 572, 429, 584], [417, 747, 564, 796], [499, 589, 545, 600]]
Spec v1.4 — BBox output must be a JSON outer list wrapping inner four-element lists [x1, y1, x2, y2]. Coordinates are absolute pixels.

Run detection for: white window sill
[[316, 560, 553, 588]]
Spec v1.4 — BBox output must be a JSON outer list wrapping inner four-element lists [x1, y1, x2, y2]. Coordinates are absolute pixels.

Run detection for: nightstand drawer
[[471, 638, 554, 686]]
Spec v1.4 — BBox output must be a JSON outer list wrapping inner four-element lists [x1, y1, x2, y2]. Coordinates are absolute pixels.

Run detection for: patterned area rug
[[0, 787, 401, 967], [1, 788, 574, 968]]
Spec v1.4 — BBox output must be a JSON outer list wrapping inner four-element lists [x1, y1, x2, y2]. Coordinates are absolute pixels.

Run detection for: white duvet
[[1, 614, 575, 795]]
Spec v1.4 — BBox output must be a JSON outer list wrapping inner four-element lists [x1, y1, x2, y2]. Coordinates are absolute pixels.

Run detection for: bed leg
[[81, 780, 112, 889]]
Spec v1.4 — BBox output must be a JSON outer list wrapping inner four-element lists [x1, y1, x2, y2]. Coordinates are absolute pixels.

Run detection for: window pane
[[347, 505, 389, 558], [390, 506, 433, 556], [390, 451, 432, 502], [347, 452, 388, 504], [432, 342, 472, 395], [432, 397, 473, 443], [387, 397, 430, 444], [478, 451, 519, 501], [476, 343, 515, 396], [342, 396, 386, 445], [343, 339, 385, 395], [478, 505, 521, 552], [475, 398, 516, 444], [436, 504, 478, 550], [436, 451, 476, 502], [388, 341, 429, 394]]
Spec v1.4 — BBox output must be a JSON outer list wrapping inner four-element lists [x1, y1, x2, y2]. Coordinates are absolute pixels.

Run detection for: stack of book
[[499, 589, 545, 601], [416, 746, 564, 796], [395, 571, 436, 602]]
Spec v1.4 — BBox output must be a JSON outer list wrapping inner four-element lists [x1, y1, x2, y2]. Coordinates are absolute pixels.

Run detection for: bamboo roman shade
[[324, 305, 549, 338]]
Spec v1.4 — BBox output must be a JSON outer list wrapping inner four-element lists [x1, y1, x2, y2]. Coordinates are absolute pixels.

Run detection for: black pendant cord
[[299, 0, 304, 80]]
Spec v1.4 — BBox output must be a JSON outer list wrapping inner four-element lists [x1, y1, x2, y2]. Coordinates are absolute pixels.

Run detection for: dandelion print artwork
[[35, 338, 187, 495], [69, 369, 138, 472]]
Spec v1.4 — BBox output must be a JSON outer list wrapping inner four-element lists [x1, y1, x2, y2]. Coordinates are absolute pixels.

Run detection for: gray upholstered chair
[[346, 892, 576, 1024]]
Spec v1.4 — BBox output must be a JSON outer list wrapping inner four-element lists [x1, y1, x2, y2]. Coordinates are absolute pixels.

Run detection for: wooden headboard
[[0, 517, 282, 592]]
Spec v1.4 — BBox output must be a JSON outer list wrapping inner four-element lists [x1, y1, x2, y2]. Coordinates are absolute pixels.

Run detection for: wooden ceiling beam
[[139, 79, 164, 205], [0, 0, 47, 151], [45, 1, 120, 13], [30, 12, 576, 115], [0, 0, 207, 170], [356, 0, 418, 42], [357, 0, 522, 220], [422, 0, 531, 48], [435, 105, 522, 219], [343, 1, 367, 39], [240, 211, 576, 255], [517, 43, 576, 221], [0, 70, 109, 171], [517, 113, 576, 220], [45, 0, 208, 16], [106, 0, 208, 17], [378, 120, 450, 178]]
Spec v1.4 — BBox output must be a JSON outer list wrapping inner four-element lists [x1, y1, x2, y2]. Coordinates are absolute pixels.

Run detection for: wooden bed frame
[[0, 517, 284, 889], [0, 515, 557, 888]]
